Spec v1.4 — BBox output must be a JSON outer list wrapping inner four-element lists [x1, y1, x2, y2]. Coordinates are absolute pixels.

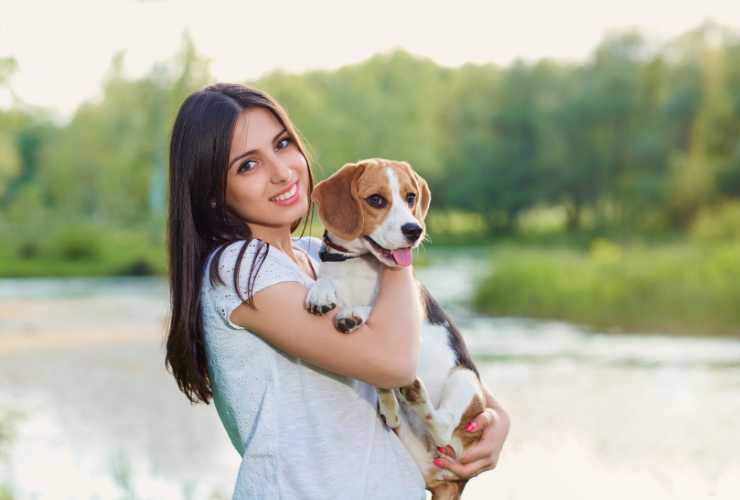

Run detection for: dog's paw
[[334, 306, 370, 334], [380, 408, 401, 429], [378, 389, 401, 429], [335, 313, 363, 334], [435, 445, 457, 459], [398, 379, 424, 403], [304, 279, 337, 315]]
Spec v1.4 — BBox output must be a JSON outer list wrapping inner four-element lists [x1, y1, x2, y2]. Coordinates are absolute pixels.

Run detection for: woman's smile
[[270, 181, 300, 205]]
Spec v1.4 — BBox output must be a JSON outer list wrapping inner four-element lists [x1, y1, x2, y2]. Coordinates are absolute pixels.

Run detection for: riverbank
[[473, 240, 740, 337]]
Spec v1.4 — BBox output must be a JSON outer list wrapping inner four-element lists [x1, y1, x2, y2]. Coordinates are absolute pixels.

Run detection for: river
[[0, 250, 739, 499]]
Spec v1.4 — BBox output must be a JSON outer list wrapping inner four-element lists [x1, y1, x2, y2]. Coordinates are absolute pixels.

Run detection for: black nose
[[401, 223, 423, 243]]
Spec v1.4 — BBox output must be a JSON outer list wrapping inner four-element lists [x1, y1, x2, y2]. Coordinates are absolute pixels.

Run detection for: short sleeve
[[292, 236, 323, 263], [206, 239, 306, 330]]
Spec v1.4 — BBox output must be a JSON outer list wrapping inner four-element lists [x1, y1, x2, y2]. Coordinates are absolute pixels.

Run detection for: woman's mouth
[[270, 181, 299, 206]]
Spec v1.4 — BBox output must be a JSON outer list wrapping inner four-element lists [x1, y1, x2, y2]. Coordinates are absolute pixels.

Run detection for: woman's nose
[[269, 156, 294, 184]]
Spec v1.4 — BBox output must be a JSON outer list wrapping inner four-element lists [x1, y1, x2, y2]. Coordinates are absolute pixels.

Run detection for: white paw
[[427, 410, 456, 449], [378, 399, 401, 429], [380, 407, 400, 429], [305, 279, 337, 315], [334, 306, 370, 334]]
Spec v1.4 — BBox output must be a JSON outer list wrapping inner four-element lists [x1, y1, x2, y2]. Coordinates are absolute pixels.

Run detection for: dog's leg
[[377, 388, 401, 429], [334, 305, 371, 334], [305, 278, 338, 315], [435, 368, 485, 458], [399, 371, 483, 456], [397, 378, 452, 448], [429, 481, 466, 500]]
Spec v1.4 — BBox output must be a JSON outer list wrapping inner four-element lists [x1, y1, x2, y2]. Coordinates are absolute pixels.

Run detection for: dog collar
[[321, 231, 361, 262]]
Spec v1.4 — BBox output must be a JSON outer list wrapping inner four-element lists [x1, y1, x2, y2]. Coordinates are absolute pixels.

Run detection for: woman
[[165, 83, 509, 499]]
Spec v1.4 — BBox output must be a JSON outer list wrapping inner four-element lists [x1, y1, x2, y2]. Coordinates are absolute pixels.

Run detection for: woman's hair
[[166, 83, 315, 404]]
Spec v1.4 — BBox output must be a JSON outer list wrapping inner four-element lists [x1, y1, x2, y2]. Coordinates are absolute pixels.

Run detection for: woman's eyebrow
[[229, 128, 288, 168]]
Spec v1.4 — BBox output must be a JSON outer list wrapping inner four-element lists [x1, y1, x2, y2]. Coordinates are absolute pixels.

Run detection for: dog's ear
[[408, 166, 431, 221], [312, 163, 366, 240]]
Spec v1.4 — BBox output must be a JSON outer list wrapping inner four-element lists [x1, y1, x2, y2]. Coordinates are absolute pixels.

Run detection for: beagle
[[304, 158, 486, 500]]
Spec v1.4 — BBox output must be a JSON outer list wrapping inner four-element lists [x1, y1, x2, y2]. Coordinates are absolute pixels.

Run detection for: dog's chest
[[416, 321, 458, 406], [321, 258, 380, 307]]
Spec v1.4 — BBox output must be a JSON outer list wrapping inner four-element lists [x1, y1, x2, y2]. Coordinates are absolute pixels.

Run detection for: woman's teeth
[[271, 183, 297, 201]]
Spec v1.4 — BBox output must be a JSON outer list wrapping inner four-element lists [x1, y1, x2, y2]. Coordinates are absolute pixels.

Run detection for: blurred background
[[2, 1, 740, 499]]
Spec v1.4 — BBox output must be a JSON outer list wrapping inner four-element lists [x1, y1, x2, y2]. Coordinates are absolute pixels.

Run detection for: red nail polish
[[433, 458, 445, 468], [437, 447, 446, 454], [465, 422, 477, 432]]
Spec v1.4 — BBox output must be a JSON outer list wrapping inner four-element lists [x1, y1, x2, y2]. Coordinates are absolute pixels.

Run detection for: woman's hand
[[434, 384, 510, 479]]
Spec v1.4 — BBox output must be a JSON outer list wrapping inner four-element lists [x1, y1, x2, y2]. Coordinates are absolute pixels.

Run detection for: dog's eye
[[366, 194, 387, 209], [406, 193, 416, 207]]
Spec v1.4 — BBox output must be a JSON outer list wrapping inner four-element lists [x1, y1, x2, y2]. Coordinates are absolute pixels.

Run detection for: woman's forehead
[[229, 107, 283, 156]]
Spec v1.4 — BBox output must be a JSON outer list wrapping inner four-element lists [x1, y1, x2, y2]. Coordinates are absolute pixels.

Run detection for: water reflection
[[1, 253, 739, 499]]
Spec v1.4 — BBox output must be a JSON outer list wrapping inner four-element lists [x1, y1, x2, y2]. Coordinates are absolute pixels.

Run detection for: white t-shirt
[[200, 236, 425, 500]]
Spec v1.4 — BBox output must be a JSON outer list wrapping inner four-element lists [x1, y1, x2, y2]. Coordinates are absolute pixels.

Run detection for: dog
[[304, 158, 486, 500]]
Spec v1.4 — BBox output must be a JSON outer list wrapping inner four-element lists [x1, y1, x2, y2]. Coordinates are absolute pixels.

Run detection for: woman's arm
[[229, 265, 421, 388]]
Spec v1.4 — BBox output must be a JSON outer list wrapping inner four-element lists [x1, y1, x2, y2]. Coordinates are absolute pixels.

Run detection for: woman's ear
[[312, 163, 366, 240]]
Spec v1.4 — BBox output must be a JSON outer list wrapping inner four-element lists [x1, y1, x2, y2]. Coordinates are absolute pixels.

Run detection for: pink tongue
[[390, 248, 413, 267]]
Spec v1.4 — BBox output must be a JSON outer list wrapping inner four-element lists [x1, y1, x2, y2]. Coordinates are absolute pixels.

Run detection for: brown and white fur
[[305, 158, 485, 500]]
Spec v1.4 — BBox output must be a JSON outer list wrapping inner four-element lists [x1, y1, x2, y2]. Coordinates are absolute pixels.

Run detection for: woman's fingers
[[434, 455, 494, 480], [460, 407, 509, 464], [464, 407, 495, 434]]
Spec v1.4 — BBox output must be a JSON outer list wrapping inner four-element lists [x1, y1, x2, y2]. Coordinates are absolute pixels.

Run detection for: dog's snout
[[401, 223, 423, 243]]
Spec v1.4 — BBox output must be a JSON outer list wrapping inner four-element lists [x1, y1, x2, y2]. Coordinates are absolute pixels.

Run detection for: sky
[[2, 0, 740, 120]]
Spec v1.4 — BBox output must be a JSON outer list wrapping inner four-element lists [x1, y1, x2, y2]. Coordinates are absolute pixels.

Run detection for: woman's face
[[224, 106, 310, 232]]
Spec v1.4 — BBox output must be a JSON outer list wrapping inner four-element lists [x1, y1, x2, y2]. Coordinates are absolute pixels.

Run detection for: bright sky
[[2, 0, 740, 120]]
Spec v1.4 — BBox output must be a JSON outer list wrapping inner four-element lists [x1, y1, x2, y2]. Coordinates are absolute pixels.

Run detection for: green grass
[[473, 240, 740, 336], [0, 224, 166, 278], [0, 413, 16, 500]]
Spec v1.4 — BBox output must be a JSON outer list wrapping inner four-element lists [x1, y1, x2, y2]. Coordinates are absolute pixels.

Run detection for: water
[[1, 253, 739, 500]]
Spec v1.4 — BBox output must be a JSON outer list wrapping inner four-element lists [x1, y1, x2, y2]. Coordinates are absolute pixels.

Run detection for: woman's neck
[[248, 224, 295, 256]]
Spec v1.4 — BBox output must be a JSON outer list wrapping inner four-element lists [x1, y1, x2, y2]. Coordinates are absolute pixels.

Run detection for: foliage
[[2, 23, 740, 276], [473, 241, 740, 336], [690, 200, 740, 243]]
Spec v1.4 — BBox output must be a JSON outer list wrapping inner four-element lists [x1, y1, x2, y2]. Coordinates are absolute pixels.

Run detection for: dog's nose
[[401, 223, 423, 243]]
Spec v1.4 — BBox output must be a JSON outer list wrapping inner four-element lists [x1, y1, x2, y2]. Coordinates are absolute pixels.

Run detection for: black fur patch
[[418, 283, 480, 377]]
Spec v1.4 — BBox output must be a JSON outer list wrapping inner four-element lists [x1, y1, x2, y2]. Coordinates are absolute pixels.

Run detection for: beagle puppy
[[305, 158, 485, 500]]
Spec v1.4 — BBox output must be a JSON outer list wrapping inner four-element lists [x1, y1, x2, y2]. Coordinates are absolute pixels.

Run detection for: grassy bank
[[0, 413, 15, 500], [473, 240, 740, 337], [0, 225, 167, 278]]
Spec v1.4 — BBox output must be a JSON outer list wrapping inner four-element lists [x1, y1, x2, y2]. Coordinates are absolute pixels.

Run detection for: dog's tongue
[[391, 248, 413, 267]]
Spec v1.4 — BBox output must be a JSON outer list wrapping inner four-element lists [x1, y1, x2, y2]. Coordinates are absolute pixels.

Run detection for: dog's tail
[[430, 480, 467, 500]]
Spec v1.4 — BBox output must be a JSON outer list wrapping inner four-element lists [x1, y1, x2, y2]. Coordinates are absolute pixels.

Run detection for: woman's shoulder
[[208, 238, 299, 282], [291, 235, 323, 262]]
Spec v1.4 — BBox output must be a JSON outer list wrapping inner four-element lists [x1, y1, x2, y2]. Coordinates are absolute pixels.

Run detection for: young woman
[[165, 83, 509, 499]]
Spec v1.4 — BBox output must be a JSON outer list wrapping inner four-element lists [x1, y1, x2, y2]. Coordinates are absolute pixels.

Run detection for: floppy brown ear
[[412, 171, 431, 221], [312, 163, 366, 240]]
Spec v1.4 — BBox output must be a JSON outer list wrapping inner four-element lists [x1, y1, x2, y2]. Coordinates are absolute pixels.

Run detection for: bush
[[427, 210, 488, 244], [473, 242, 740, 336], [690, 201, 740, 243], [44, 224, 104, 261], [0, 223, 166, 277]]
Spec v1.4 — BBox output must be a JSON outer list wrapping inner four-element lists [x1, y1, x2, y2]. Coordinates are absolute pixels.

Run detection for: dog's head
[[312, 158, 431, 267]]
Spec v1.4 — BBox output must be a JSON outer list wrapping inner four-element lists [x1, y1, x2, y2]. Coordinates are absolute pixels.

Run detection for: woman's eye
[[406, 193, 416, 207], [238, 159, 257, 174], [366, 194, 387, 209], [277, 136, 291, 150]]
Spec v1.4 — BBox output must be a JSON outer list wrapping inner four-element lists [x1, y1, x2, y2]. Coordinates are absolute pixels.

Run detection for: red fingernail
[[437, 447, 446, 454], [465, 422, 477, 432], [433, 458, 445, 468]]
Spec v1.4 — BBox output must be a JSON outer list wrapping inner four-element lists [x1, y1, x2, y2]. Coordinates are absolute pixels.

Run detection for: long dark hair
[[166, 83, 315, 404]]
